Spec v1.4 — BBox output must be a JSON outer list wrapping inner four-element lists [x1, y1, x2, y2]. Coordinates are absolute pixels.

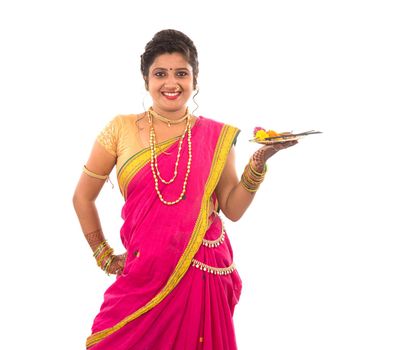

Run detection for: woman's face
[[146, 52, 194, 116]]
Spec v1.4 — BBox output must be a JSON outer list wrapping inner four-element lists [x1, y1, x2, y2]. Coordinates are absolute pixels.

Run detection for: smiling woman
[[72, 29, 297, 350], [147, 52, 194, 115]]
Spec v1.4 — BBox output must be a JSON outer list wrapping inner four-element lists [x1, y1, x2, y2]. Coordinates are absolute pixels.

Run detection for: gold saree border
[[86, 125, 239, 348], [117, 137, 178, 198]]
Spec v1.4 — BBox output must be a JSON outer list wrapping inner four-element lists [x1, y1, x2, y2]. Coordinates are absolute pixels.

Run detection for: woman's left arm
[[215, 141, 297, 222], [215, 147, 254, 222]]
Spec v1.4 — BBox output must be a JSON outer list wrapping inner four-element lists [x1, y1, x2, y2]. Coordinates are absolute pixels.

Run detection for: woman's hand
[[251, 140, 298, 171], [106, 253, 127, 275]]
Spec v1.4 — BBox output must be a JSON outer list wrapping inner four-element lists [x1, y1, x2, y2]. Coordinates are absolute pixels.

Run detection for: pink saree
[[87, 117, 242, 350]]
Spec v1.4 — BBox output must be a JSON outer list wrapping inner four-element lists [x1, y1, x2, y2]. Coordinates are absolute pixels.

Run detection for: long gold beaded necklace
[[149, 110, 190, 185], [148, 109, 193, 205]]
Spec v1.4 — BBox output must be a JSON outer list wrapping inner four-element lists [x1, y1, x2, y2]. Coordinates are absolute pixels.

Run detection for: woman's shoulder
[[113, 113, 144, 125], [103, 113, 145, 133]]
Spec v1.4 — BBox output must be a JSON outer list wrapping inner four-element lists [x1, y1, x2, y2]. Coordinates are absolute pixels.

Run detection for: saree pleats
[[86, 117, 242, 349]]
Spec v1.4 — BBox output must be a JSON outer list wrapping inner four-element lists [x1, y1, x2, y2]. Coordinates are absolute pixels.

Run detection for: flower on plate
[[253, 126, 265, 135], [255, 129, 269, 140], [267, 129, 279, 138]]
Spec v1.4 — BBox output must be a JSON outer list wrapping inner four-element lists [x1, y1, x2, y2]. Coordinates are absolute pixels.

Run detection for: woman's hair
[[140, 29, 199, 89]]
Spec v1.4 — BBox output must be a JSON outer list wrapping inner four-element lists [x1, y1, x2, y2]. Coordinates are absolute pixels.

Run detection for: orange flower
[[267, 129, 279, 138]]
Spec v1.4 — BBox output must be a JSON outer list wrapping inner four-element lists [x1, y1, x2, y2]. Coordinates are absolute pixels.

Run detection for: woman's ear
[[144, 77, 149, 90]]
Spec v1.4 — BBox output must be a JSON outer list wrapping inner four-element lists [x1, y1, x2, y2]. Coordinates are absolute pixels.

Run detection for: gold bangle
[[240, 174, 260, 192], [240, 180, 258, 193], [249, 160, 267, 177], [103, 255, 115, 275], [93, 240, 108, 258], [248, 168, 265, 181], [83, 165, 109, 180], [243, 172, 262, 185], [240, 161, 266, 193], [97, 247, 113, 267], [243, 165, 264, 183]]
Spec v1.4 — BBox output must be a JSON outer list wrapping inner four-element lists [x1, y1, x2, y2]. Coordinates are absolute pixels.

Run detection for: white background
[[1, 1, 407, 349]]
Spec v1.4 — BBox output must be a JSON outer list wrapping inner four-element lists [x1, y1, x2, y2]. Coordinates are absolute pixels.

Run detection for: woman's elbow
[[72, 188, 93, 211], [72, 191, 82, 212], [223, 210, 244, 222]]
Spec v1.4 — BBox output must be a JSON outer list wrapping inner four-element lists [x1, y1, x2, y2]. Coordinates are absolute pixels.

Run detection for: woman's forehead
[[150, 52, 192, 70]]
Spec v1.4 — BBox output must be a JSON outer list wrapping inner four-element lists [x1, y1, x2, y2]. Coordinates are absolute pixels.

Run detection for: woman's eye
[[154, 71, 166, 77], [177, 71, 188, 77]]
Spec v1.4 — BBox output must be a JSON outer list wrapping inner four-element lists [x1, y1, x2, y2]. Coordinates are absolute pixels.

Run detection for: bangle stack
[[93, 240, 115, 275], [240, 159, 267, 193]]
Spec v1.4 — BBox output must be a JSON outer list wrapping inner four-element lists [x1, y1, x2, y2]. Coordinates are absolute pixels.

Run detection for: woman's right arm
[[73, 141, 116, 239], [72, 141, 125, 274]]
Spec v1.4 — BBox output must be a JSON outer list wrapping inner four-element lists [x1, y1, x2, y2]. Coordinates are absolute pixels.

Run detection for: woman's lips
[[162, 91, 181, 100]]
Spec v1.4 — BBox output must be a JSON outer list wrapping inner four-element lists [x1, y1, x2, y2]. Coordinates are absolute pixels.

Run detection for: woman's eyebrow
[[152, 67, 190, 71]]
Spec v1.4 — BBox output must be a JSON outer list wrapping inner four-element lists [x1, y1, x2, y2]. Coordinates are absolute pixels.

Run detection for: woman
[[73, 29, 297, 350]]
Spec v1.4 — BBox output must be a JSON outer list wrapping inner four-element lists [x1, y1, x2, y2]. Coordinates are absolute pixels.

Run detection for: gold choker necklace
[[148, 107, 190, 127]]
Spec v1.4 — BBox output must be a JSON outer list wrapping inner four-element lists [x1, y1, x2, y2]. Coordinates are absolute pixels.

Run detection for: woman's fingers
[[108, 253, 127, 275], [265, 140, 297, 151], [259, 140, 298, 160], [283, 140, 298, 148]]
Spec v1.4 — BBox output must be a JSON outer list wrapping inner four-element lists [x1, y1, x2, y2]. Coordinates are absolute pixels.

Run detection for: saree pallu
[[87, 117, 242, 350]]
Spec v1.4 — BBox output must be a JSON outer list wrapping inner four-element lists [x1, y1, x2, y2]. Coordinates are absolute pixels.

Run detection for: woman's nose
[[163, 83, 180, 91], [164, 76, 177, 86]]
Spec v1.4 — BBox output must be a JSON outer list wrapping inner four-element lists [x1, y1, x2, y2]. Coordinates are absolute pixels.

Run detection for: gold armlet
[[83, 165, 114, 188], [83, 165, 109, 180]]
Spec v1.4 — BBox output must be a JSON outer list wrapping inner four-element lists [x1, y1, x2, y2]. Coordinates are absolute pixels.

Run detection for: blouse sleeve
[[96, 116, 122, 157]]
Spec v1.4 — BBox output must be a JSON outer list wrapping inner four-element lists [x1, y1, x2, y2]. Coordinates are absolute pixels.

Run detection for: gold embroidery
[[97, 118, 120, 157], [117, 138, 177, 198], [191, 259, 236, 275], [202, 211, 225, 248]]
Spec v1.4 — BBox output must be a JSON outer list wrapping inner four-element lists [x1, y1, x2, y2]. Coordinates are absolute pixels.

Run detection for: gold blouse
[[96, 114, 145, 173], [97, 114, 184, 174]]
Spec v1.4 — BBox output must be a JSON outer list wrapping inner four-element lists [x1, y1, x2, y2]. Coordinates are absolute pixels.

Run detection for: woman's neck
[[151, 105, 188, 120]]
